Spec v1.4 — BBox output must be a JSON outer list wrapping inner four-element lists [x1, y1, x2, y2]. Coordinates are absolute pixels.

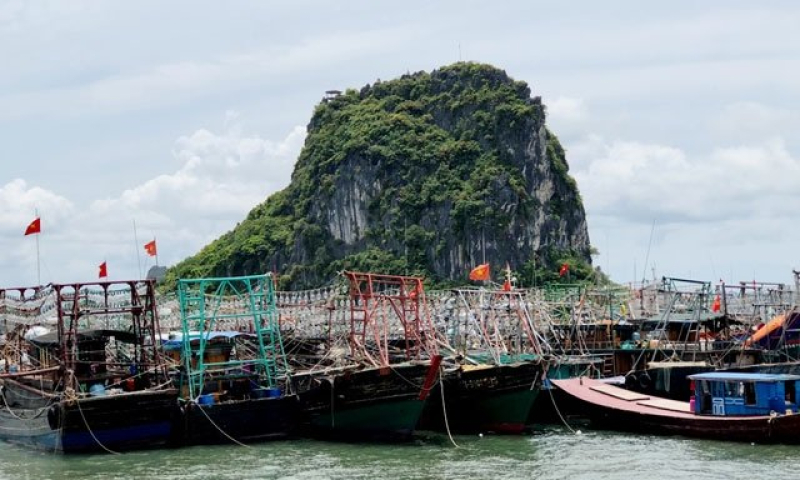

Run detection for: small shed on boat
[[688, 372, 800, 416]]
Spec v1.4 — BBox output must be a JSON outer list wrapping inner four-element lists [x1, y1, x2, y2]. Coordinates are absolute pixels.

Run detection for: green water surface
[[0, 427, 794, 480]]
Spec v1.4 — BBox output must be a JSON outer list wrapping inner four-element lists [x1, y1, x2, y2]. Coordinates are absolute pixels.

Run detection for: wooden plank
[[637, 398, 691, 413], [589, 383, 650, 401]]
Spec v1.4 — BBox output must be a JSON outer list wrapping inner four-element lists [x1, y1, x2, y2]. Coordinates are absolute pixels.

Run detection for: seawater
[[0, 427, 795, 480]]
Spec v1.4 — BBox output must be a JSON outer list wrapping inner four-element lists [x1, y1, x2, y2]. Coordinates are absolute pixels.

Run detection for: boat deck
[[638, 397, 691, 413], [589, 383, 649, 401]]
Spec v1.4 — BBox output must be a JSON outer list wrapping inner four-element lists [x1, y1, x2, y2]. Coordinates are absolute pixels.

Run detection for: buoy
[[576, 430, 582, 435], [479, 433, 484, 438]]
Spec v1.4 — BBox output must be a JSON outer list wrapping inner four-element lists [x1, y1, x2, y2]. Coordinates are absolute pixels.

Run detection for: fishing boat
[[291, 359, 441, 440], [553, 372, 800, 443], [0, 281, 180, 453], [172, 274, 299, 445], [290, 272, 442, 441], [419, 287, 546, 434], [420, 359, 543, 434]]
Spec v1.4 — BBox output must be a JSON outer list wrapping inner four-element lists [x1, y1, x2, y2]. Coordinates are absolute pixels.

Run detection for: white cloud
[[0, 179, 74, 235], [573, 136, 799, 224], [710, 101, 798, 141], [570, 132, 800, 283], [92, 123, 305, 217], [0, 25, 417, 120], [547, 97, 587, 123], [0, 121, 305, 286]]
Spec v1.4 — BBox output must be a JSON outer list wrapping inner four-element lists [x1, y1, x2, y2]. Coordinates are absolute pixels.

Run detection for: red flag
[[144, 240, 157, 257], [559, 263, 569, 277], [98, 261, 108, 278], [469, 263, 490, 281], [24, 217, 41, 236], [712, 295, 721, 313], [503, 279, 512, 291]]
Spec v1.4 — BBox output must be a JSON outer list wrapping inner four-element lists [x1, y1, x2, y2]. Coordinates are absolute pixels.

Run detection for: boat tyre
[[624, 374, 637, 390], [47, 404, 62, 430], [639, 373, 652, 390]]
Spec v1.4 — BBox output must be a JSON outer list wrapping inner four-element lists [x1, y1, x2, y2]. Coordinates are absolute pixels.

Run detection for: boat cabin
[[688, 372, 800, 416]]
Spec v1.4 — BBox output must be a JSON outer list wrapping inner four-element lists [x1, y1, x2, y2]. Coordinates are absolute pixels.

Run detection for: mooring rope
[[193, 402, 251, 448], [547, 377, 577, 435], [438, 366, 459, 448], [66, 369, 121, 455], [74, 398, 122, 455]]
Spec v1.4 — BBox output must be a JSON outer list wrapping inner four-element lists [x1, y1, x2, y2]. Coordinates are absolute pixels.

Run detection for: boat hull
[[529, 381, 586, 425], [420, 361, 543, 434], [0, 386, 181, 453], [292, 362, 434, 441], [182, 395, 300, 445], [554, 377, 800, 443]]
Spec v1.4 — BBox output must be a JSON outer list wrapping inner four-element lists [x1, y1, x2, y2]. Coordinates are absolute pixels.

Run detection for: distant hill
[[165, 62, 594, 289]]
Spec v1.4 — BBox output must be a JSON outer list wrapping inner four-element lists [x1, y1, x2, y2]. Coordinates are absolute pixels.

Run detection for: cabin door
[[700, 380, 713, 414]]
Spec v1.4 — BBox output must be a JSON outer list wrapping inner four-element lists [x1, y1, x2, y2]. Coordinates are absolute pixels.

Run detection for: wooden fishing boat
[[172, 274, 300, 445], [291, 358, 441, 440], [0, 374, 179, 453], [0, 281, 181, 453], [553, 372, 800, 443], [290, 272, 442, 441], [419, 359, 543, 434]]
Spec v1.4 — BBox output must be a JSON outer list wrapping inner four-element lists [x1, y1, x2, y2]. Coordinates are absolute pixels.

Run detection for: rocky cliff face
[[166, 63, 592, 289]]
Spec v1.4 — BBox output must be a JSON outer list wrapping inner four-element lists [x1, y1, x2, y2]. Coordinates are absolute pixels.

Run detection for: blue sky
[[1, 1, 799, 288]]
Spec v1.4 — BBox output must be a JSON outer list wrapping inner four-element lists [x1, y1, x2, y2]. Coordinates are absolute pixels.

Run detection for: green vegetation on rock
[[165, 62, 595, 290]]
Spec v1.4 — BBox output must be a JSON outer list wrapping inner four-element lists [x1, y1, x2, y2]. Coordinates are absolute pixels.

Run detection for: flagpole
[[133, 219, 143, 279], [35, 208, 41, 286], [154, 236, 159, 267], [36, 230, 41, 286]]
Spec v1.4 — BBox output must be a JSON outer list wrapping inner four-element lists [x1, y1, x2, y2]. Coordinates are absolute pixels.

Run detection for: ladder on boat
[[601, 353, 615, 377], [177, 274, 287, 399]]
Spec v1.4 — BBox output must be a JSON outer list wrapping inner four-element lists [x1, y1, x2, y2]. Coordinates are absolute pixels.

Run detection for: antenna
[[642, 219, 656, 285]]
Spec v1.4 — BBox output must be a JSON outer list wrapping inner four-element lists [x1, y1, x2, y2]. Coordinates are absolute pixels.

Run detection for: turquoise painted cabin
[[688, 372, 800, 416]]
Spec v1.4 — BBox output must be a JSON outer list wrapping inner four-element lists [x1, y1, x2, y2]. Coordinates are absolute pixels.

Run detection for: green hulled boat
[[419, 359, 544, 434], [291, 359, 441, 440]]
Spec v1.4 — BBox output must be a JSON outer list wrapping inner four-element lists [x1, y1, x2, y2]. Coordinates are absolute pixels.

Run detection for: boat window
[[786, 381, 796, 403], [725, 381, 738, 397], [743, 382, 757, 405]]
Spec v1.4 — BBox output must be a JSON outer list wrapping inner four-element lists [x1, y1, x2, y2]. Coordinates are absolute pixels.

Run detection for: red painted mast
[[343, 271, 439, 368]]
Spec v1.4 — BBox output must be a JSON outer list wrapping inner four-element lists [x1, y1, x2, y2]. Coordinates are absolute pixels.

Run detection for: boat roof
[[161, 331, 255, 348], [180, 331, 254, 340], [688, 372, 800, 382], [647, 361, 710, 369], [29, 329, 138, 346]]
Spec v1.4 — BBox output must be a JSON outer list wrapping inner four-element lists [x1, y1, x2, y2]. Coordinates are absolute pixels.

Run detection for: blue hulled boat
[[0, 281, 180, 453]]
